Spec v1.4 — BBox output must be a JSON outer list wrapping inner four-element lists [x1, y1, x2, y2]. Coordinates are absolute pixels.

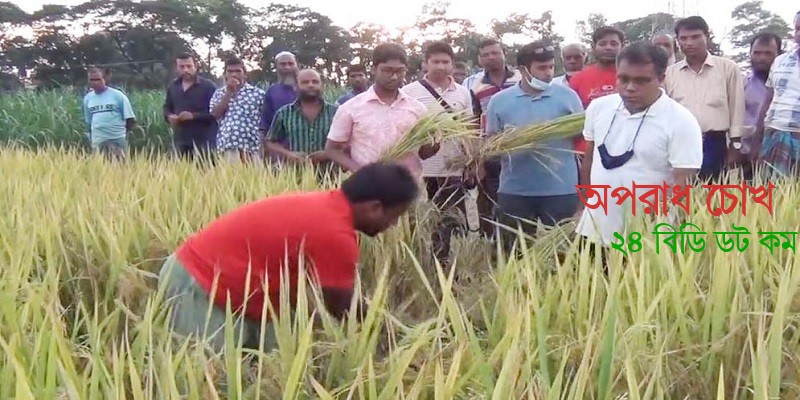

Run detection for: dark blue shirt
[[163, 77, 218, 145], [260, 83, 297, 132]]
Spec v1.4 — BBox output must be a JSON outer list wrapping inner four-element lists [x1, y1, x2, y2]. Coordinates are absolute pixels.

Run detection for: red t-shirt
[[569, 65, 618, 153], [176, 189, 359, 322]]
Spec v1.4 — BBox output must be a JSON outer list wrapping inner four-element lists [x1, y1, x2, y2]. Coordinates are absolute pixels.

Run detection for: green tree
[[251, 4, 352, 84], [408, 1, 484, 77], [576, 13, 608, 48], [614, 13, 676, 43], [348, 22, 395, 67], [490, 11, 565, 70], [728, 0, 791, 63], [0, 2, 32, 90]]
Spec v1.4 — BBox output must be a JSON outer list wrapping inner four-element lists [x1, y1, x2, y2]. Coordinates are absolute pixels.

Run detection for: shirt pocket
[[703, 84, 728, 108]]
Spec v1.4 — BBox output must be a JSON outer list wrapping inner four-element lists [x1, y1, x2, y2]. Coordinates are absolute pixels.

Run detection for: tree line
[[0, 0, 792, 92]]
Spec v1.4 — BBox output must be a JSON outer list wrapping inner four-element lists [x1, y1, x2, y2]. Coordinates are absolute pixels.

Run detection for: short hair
[[87, 66, 108, 76], [561, 43, 586, 54], [749, 32, 783, 53], [346, 64, 367, 76], [341, 162, 419, 207], [372, 43, 407, 66], [478, 38, 503, 52], [424, 41, 455, 61], [592, 26, 625, 46], [516, 41, 556, 67], [176, 53, 194, 62], [674, 16, 710, 36], [454, 61, 468, 70], [224, 57, 245, 70], [617, 42, 669, 77]]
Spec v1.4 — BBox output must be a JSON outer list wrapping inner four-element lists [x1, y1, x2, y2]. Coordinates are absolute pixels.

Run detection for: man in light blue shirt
[[485, 41, 584, 254], [82, 67, 136, 160]]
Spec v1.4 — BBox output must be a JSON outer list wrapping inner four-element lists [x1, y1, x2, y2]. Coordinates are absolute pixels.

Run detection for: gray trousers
[[495, 192, 580, 255], [157, 254, 277, 352]]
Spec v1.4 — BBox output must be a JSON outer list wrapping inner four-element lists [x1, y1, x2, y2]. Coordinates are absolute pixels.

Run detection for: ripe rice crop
[[2, 145, 799, 399]]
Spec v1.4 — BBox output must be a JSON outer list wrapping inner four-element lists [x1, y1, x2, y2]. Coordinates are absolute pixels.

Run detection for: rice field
[[1, 91, 800, 399]]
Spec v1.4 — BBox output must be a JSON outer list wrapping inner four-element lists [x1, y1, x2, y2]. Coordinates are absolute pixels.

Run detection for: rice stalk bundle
[[380, 110, 478, 161], [448, 113, 586, 170]]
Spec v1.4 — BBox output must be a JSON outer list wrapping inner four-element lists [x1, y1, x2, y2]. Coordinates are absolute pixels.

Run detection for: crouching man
[[157, 162, 419, 351]]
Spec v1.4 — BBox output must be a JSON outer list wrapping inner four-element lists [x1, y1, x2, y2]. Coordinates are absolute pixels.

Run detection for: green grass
[[0, 86, 346, 152]]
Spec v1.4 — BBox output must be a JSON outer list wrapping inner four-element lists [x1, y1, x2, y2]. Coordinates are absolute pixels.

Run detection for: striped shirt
[[463, 67, 522, 133], [402, 77, 472, 177], [267, 100, 337, 153]]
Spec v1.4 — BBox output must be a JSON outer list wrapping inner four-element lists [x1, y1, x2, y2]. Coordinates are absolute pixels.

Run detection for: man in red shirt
[[157, 162, 420, 351], [569, 26, 625, 162]]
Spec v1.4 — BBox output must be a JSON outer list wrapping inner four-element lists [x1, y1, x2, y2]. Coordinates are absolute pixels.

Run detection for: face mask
[[528, 75, 551, 91], [598, 144, 635, 170], [598, 103, 650, 170]]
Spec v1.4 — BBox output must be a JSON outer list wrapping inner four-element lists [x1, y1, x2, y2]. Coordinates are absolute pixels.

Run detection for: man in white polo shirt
[[402, 41, 472, 265], [575, 43, 703, 254]]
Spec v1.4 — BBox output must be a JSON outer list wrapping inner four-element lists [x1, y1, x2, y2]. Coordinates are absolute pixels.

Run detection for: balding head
[[651, 32, 677, 64], [296, 68, 322, 102], [561, 43, 586, 74]]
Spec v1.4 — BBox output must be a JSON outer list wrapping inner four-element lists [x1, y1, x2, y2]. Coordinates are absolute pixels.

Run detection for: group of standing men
[[149, 12, 800, 352], [83, 12, 800, 254]]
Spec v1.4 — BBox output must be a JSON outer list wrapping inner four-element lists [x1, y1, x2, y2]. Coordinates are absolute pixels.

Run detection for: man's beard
[[299, 92, 320, 102], [279, 73, 296, 85], [752, 66, 769, 79]]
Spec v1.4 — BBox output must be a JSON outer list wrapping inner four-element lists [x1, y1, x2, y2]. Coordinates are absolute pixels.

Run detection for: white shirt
[[575, 92, 703, 246], [552, 74, 573, 88], [402, 76, 473, 177], [765, 51, 800, 133]]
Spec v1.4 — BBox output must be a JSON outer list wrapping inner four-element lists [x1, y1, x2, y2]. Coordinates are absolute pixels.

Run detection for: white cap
[[275, 51, 295, 61]]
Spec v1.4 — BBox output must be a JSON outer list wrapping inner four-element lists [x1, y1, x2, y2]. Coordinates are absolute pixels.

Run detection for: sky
[[12, 0, 799, 53]]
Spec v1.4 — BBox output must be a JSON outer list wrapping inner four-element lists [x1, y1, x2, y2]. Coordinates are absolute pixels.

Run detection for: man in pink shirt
[[325, 42, 439, 179]]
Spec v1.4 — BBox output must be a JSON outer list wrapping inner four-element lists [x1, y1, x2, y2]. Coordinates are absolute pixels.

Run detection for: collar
[[364, 85, 410, 106], [228, 82, 254, 94], [677, 52, 715, 70], [513, 82, 553, 99], [272, 81, 295, 88], [172, 75, 201, 85], [289, 97, 333, 109], [746, 72, 768, 84], [613, 89, 668, 118], [422, 75, 457, 92], [481, 66, 516, 84]]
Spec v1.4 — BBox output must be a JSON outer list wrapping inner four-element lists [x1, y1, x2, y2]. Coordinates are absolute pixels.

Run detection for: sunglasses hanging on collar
[[597, 101, 650, 170]]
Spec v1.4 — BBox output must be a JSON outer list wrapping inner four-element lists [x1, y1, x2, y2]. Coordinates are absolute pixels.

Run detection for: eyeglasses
[[532, 45, 556, 54]]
